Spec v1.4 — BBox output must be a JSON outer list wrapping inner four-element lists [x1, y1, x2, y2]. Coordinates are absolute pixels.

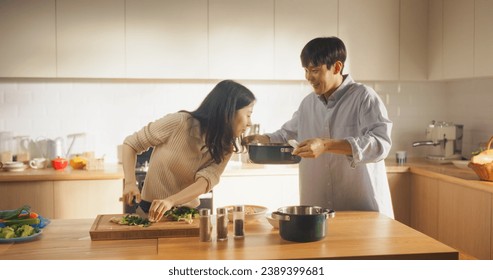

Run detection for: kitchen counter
[[385, 158, 493, 193], [0, 164, 124, 181], [0, 211, 458, 260]]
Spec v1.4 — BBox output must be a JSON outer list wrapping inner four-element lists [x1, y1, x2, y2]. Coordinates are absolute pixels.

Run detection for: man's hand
[[292, 138, 326, 158]]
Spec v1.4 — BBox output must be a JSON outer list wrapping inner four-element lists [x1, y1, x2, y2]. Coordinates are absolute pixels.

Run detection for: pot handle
[[324, 209, 336, 219], [271, 211, 290, 221]]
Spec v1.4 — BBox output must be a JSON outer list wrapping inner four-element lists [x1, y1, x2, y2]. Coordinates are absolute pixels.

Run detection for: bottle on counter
[[216, 207, 228, 241], [199, 208, 212, 242], [233, 205, 245, 239]]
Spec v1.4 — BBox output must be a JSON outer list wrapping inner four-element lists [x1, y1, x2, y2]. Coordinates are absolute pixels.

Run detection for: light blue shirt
[[267, 75, 394, 218]]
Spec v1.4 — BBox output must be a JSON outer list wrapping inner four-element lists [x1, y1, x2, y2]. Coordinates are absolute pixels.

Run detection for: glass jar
[[199, 208, 212, 242], [216, 207, 228, 241], [233, 205, 245, 239]]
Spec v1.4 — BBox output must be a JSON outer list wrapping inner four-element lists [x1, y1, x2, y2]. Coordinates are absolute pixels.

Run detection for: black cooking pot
[[272, 206, 335, 242], [248, 143, 301, 164]]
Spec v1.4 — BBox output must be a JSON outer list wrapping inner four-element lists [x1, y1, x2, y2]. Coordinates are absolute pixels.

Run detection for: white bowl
[[265, 212, 279, 228], [452, 160, 470, 170], [225, 205, 268, 223]]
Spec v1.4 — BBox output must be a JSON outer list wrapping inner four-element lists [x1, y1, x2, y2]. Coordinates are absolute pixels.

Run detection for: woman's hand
[[149, 199, 174, 222], [122, 182, 141, 206]]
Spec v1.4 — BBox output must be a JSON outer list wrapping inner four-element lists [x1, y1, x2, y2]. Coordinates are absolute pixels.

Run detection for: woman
[[122, 80, 256, 222]]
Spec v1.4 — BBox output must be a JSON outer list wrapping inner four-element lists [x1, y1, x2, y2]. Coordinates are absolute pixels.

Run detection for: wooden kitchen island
[[0, 211, 458, 260]]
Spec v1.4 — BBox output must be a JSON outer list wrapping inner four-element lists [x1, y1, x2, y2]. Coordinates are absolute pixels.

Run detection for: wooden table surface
[[0, 211, 458, 260]]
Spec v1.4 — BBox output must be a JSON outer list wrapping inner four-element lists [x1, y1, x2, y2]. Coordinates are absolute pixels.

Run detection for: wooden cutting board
[[89, 214, 199, 241]]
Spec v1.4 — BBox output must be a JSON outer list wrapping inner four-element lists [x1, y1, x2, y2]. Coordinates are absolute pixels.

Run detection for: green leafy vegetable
[[0, 205, 31, 220], [164, 206, 199, 224], [110, 214, 151, 227]]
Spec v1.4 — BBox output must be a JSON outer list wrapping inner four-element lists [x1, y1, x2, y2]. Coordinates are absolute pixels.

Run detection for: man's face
[[304, 63, 339, 96]]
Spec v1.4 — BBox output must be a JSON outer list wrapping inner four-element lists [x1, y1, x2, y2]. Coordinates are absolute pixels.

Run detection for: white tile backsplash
[[1, 77, 492, 162]]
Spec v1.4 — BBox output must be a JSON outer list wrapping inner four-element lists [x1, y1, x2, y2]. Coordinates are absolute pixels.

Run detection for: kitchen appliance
[[124, 147, 213, 214], [412, 121, 463, 161], [248, 143, 301, 164], [35, 137, 65, 164], [272, 206, 335, 242]]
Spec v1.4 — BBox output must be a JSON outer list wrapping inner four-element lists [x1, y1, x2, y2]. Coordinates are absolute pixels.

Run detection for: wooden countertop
[[0, 164, 124, 182], [385, 158, 493, 193], [0, 211, 458, 260]]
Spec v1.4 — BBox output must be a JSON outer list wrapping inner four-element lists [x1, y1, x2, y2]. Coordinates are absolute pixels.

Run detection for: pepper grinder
[[233, 205, 245, 239], [199, 208, 212, 242], [216, 207, 228, 241]]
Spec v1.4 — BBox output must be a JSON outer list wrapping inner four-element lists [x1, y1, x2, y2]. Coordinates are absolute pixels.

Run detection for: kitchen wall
[[0, 77, 490, 163]]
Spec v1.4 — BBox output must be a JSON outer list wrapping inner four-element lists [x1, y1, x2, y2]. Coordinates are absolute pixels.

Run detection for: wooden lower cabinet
[[53, 180, 124, 219], [408, 173, 492, 259], [0, 179, 123, 219], [0, 181, 55, 218], [438, 181, 491, 260], [410, 174, 439, 239], [387, 172, 411, 225]]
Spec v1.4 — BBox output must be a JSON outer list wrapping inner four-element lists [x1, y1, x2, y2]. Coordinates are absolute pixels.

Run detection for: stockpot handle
[[325, 209, 336, 219], [271, 211, 290, 221]]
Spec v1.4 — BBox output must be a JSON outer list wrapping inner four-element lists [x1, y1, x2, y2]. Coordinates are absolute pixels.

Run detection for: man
[[246, 37, 394, 218]]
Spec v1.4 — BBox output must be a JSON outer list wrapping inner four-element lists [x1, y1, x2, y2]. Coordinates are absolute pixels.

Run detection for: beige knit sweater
[[124, 112, 231, 207]]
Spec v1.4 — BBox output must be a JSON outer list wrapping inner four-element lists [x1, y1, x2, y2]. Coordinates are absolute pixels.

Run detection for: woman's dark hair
[[300, 37, 347, 73], [186, 80, 255, 164]]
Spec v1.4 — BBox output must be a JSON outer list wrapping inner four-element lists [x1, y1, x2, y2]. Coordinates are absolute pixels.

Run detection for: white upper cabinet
[[400, 0, 428, 81], [474, 0, 493, 77], [0, 0, 56, 77], [442, 0, 474, 80], [274, 0, 338, 80], [125, 0, 208, 79], [428, 0, 443, 80], [339, 0, 400, 81], [56, 0, 125, 78], [209, 0, 274, 80]]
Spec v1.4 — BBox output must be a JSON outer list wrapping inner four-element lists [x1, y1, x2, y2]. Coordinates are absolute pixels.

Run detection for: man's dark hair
[[300, 37, 347, 73]]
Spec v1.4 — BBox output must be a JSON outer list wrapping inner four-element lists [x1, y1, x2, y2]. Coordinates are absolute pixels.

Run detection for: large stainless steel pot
[[272, 206, 335, 242], [248, 143, 301, 164]]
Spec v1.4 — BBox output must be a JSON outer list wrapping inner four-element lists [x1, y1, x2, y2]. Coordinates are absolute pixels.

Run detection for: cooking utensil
[[248, 143, 301, 164], [52, 157, 68, 170], [272, 206, 335, 242]]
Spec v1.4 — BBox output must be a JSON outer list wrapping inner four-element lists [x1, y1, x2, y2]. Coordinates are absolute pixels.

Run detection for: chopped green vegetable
[[0, 227, 15, 239], [0, 224, 38, 239], [164, 206, 199, 222], [110, 214, 151, 227]]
